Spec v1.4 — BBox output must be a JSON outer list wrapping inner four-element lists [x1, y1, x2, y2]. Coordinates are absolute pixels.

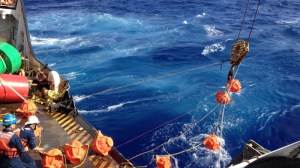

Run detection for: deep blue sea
[[24, 0, 300, 167]]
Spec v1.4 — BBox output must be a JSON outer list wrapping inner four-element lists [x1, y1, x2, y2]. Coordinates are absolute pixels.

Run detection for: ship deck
[[0, 102, 131, 168]]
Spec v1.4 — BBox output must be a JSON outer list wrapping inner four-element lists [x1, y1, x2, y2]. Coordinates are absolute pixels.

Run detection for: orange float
[[227, 79, 242, 93], [64, 140, 88, 164], [215, 91, 231, 104], [39, 148, 64, 168], [92, 131, 114, 156], [203, 132, 220, 151], [0, 135, 19, 158], [16, 100, 37, 117], [0, 0, 14, 5], [156, 155, 171, 168]]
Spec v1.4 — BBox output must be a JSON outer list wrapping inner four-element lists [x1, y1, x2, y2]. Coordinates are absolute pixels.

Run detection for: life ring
[[0, 0, 14, 5], [17, 69, 25, 76]]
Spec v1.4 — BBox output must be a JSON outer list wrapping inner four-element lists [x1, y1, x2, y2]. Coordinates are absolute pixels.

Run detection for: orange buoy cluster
[[156, 155, 171, 168], [215, 79, 242, 104], [92, 131, 114, 156], [17, 100, 37, 117], [39, 148, 64, 168], [37, 130, 114, 167], [64, 140, 88, 164], [227, 79, 242, 93], [203, 132, 220, 151]]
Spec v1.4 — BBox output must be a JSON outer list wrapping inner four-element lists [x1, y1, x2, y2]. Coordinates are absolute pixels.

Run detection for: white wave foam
[[182, 20, 188, 25], [78, 109, 107, 114], [73, 95, 91, 103], [201, 43, 225, 56], [30, 36, 79, 46], [196, 13, 206, 18], [150, 122, 231, 167], [107, 103, 124, 111], [63, 71, 86, 80], [203, 25, 224, 36], [291, 104, 300, 111], [47, 63, 56, 67], [257, 109, 281, 131], [101, 13, 129, 25], [107, 100, 141, 111], [119, 46, 145, 55], [276, 18, 300, 25], [78, 99, 145, 114], [187, 134, 231, 168]]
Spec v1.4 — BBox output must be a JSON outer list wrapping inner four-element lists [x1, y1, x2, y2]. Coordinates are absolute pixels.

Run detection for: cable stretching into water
[[128, 103, 220, 161], [169, 143, 203, 156], [115, 107, 196, 149], [127, 0, 261, 163], [217, 105, 226, 168], [75, 62, 221, 100]]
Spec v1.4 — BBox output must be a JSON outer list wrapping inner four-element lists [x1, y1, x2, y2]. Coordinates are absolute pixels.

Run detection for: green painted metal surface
[[0, 42, 21, 74], [0, 57, 6, 74]]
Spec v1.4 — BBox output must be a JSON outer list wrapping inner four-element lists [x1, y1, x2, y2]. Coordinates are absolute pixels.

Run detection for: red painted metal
[[0, 74, 29, 102]]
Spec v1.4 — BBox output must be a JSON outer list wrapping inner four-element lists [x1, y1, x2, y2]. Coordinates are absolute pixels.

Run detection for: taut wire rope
[[237, 0, 251, 39], [128, 103, 220, 161], [247, 0, 261, 41], [115, 107, 196, 149], [75, 62, 221, 100], [217, 105, 226, 168], [125, 0, 260, 164]]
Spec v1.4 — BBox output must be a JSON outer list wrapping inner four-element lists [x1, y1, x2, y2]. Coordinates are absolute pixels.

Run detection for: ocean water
[[24, 0, 300, 167]]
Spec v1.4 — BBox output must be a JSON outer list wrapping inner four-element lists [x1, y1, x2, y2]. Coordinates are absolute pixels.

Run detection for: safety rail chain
[[50, 93, 135, 168]]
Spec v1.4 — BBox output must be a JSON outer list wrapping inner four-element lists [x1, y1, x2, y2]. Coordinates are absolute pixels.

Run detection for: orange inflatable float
[[156, 155, 171, 168], [92, 131, 114, 156], [64, 140, 88, 164], [203, 132, 220, 150], [16, 100, 37, 117], [0, 136, 19, 158], [39, 148, 64, 168], [227, 79, 242, 93], [0, 0, 14, 6], [215, 91, 231, 104]]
